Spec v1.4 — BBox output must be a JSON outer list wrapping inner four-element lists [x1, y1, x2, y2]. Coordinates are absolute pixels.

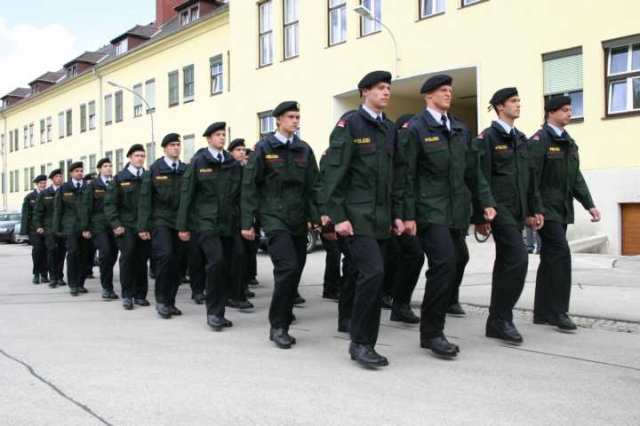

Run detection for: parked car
[[259, 227, 323, 254], [0, 212, 23, 244], [13, 222, 30, 244]]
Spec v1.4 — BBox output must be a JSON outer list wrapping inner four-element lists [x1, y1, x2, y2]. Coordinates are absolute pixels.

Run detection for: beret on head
[[545, 95, 572, 112], [228, 138, 246, 151], [97, 157, 111, 169], [490, 87, 518, 107], [126, 144, 145, 157], [69, 161, 84, 172], [203, 122, 226, 137], [272, 101, 300, 117], [161, 133, 181, 147], [33, 174, 47, 184], [358, 70, 392, 90], [48, 169, 62, 179], [420, 74, 453, 94]]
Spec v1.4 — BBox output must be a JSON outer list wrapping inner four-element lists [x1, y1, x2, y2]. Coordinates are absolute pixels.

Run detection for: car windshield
[[0, 213, 20, 221]]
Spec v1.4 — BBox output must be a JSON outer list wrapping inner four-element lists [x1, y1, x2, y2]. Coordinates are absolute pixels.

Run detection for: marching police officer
[[34, 169, 66, 288], [241, 101, 324, 349], [21, 174, 49, 284], [324, 71, 405, 367], [53, 161, 89, 296], [401, 74, 496, 359], [81, 158, 119, 300], [177, 122, 243, 330], [529, 96, 601, 331], [473, 87, 544, 343], [138, 133, 188, 319], [105, 144, 151, 310], [83, 173, 97, 280]]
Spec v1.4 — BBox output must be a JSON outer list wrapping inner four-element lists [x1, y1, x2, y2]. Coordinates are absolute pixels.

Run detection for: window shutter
[[544, 54, 583, 95]]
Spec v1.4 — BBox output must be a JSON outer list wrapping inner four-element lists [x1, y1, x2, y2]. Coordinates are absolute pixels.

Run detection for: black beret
[[203, 122, 226, 137], [126, 144, 145, 157], [33, 174, 47, 184], [358, 70, 392, 90], [83, 173, 95, 181], [161, 133, 181, 147], [545, 95, 572, 112], [420, 74, 453, 94], [97, 157, 111, 168], [48, 169, 62, 179], [395, 114, 415, 129], [490, 87, 519, 107], [69, 161, 84, 172], [272, 101, 300, 117], [228, 138, 246, 151]]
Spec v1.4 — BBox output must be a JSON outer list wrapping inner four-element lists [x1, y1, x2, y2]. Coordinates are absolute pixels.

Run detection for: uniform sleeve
[[20, 196, 31, 233], [104, 179, 122, 230], [401, 128, 420, 221], [52, 189, 63, 234], [391, 128, 405, 220], [33, 193, 44, 230], [176, 165, 197, 232], [465, 132, 496, 212], [471, 136, 492, 223], [573, 170, 595, 210], [528, 136, 546, 216], [241, 150, 264, 230], [324, 123, 354, 224], [306, 149, 323, 222], [80, 184, 93, 232], [137, 171, 153, 232]]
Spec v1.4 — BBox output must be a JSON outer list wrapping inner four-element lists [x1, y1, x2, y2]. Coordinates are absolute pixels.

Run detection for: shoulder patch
[[322, 149, 328, 157], [478, 131, 484, 139], [337, 119, 347, 128], [402, 122, 410, 129]]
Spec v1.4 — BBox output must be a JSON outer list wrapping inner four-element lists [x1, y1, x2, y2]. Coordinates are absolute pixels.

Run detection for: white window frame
[[462, 0, 482, 6], [606, 42, 640, 114], [133, 83, 143, 117], [210, 55, 224, 95], [80, 103, 87, 132], [183, 65, 195, 102], [145, 79, 156, 113], [360, 0, 381, 36], [115, 39, 128, 56], [329, 0, 347, 46], [259, 1, 274, 67], [39, 119, 45, 144], [29, 123, 34, 147], [115, 91, 123, 122], [23, 125, 28, 148], [104, 95, 113, 125], [169, 71, 179, 106], [88, 101, 96, 129], [284, 0, 299, 60], [421, 0, 446, 18], [258, 111, 275, 138], [66, 109, 72, 136], [46, 117, 52, 142]]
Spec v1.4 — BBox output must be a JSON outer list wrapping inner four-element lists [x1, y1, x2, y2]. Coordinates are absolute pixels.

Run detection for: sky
[[0, 1, 155, 96]]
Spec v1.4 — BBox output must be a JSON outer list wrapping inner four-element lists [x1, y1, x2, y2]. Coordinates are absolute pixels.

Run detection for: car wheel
[[9, 232, 17, 244], [306, 229, 316, 253]]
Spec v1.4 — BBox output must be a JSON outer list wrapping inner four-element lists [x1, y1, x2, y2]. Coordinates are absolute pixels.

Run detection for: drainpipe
[[93, 68, 104, 156], [0, 109, 7, 210]]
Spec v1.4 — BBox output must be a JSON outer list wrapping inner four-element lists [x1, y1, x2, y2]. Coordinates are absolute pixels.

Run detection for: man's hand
[[393, 219, 405, 236], [589, 208, 602, 223], [138, 232, 151, 241], [178, 231, 191, 242], [475, 222, 491, 236], [335, 221, 354, 237], [484, 207, 497, 222], [321, 215, 331, 227], [403, 220, 417, 236], [36, 228, 44, 234], [82, 231, 91, 240], [113, 227, 125, 236], [241, 228, 256, 241], [534, 213, 545, 230]]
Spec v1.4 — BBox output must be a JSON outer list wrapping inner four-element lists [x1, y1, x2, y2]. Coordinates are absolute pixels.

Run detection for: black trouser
[[320, 235, 341, 295], [448, 232, 469, 306], [65, 235, 89, 290], [199, 233, 237, 316], [392, 234, 424, 308], [85, 239, 96, 276], [45, 234, 65, 281], [338, 238, 357, 323], [92, 231, 118, 292], [490, 225, 528, 321], [228, 235, 247, 302], [267, 232, 307, 329], [534, 221, 571, 317], [152, 226, 184, 305], [419, 225, 468, 339], [382, 238, 400, 297], [243, 236, 259, 282], [342, 236, 387, 346], [29, 232, 47, 277], [116, 230, 150, 299], [187, 238, 205, 297]]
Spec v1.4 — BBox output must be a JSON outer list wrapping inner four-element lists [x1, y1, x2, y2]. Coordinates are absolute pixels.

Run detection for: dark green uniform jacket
[[53, 181, 84, 236], [138, 157, 187, 232], [33, 186, 59, 234], [81, 177, 111, 233], [472, 121, 543, 228], [241, 133, 322, 237], [324, 107, 404, 239], [104, 165, 144, 231], [529, 124, 595, 224], [401, 109, 495, 230], [20, 190, 40, 234], [177, 149, 242, 236]]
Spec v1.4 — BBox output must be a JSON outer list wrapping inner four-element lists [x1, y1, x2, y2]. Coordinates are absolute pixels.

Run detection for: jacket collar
[[266, 133, 305, 151]]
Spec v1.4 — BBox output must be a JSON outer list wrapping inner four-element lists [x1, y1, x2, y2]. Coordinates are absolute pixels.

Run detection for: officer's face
[[100, 163, 112, 177], [208, 130, 226, 150], [164, 141, 181, 159], [36, 181, 47, 191], [51, 175, 63, 186], [70, 168, 84, 181], [231, 147, 246, 162], [277, 112, 300, 134], [499, 96, 521, 119], [549, 105, 573, 126], [426, 85, 453, 111], [129, 152, 146, 168], [363, 82, 391, 109]]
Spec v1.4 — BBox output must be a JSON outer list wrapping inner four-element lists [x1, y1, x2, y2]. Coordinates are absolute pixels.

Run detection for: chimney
[[156, 0, 184, 26]]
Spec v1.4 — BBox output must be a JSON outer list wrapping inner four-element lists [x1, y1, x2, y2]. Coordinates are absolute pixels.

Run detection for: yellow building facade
[[1, 0, 640, 254]]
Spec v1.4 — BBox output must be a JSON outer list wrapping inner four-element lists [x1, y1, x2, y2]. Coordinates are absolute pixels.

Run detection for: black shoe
[[222, 317, 233, 327], [349, 343, 389, 367], [40, 276, 50, 284], [270, 327, 294, 349], [48, 281, 58, 289], [245, 289, 255, 299], [338, 317, 351, 333], [69, 287, 79, 296], [533, 314, 554, 325], [77, 287, 88, 294], [156, 303, 172, 319], [207, 315, 228, 331], [226, 299, 254, 311], [134, 298, 150, 307], [381, 293, 393, 310], [554, 313, 577, 331], [447, 303, 466, 316], [248, 277, 259, 286], [192, 293, 206, 305], [322, 288, 340, 301], [390, 304, 420, 324], [169, 305, 182, 316], [32, 275, 40, 285], [420, 337, 458, 359], [57, 280, 66, 287], [486, 318, 523, 344], [293, 295, 306, 305], [123, 298, 134, 310], [102, 290, 119, 300]]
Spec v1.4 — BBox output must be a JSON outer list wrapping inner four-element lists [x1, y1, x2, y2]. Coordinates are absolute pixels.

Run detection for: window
[[39, 119, 45, 144], [88, 102, 96, 129], [115, 91, 123, 122], [80, 104, 87, 132], [421, 0, 445, 18], [543, 47, 584, 118], [46, 117, 52, 142], [115, 39, 128, 56], [80, 156, 87, 170], [67, 65, 77, 78], [168, 71, 179, 106], [59, 160, 66, 178], [115, 149, 124, 172], [66, 159, 73, 176], [29, 123, 34, 147], [13, 129, 19, 151], [259, 1, 274, 66], [145, 79, 156, 112], [46, 163, 52, 174], [329, 0, 347, 46], [24, 168, 29, 191], [23, 125, 28, 148], [209, 55, 224, 95], [105, 95, 113, 125], [182, 135, 195, 162], [40, 164, 46, 175], [105, 151, 113, 161], [604, 35, 640, 115], [133, 84, 143, 117], [462, 0, 482, 5], [9, 131, 13, 153], [284, 0, 299, 59], [258, 111, 275, 139], [66, 109, 72, 136], [181, 6, 199, 26], [146, 142, 155, 167], [89, 154, 97, 172], [360, 0, 381, 36], [183, 65, 194, 102]]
